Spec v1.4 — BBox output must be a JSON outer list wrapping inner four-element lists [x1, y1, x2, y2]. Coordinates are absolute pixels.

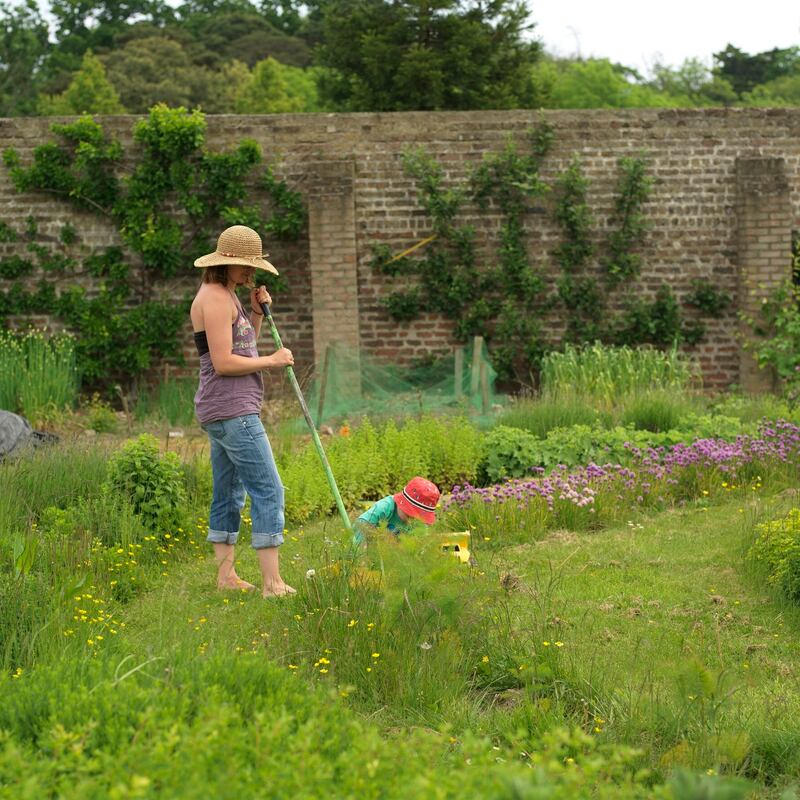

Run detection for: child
[[354, 476, 440, 545]]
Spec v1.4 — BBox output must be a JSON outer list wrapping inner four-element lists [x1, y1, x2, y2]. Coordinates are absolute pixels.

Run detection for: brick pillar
[[735, 157, 793, 393], [307, 160, 361, 376]]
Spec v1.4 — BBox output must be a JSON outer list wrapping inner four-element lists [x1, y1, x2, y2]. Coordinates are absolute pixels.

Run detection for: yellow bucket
[[439, 531, 472, 564]]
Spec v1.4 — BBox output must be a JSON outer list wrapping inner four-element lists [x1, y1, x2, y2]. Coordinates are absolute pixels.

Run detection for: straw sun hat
[[193, 225, 279, 275]]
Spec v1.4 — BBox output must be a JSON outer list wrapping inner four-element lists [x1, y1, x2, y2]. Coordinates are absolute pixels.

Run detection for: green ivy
[[743, 279, 800, 400], [373, 135, 726, 380], [685, 279, 732, 318], [602, 156, 653, 286], [0, 222, 19, 243], [377, 125, 554, 382], [381, 288, 422, 321], [552, 155, 603, 342], [1, 105, 305, 391], [613, 284, 705, 347], [554, 156, 723, 350]]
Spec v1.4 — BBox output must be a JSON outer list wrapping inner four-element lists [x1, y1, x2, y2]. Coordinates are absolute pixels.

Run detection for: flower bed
[[444, 421, 800, 542]]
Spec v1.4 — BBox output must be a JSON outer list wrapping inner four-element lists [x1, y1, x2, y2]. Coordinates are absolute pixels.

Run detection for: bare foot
[[218, 576, 256, 592], [262, 582, 297, 599]]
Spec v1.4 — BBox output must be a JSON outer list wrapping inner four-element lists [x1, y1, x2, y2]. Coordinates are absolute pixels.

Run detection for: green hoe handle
[[260, 301, 353, 534]]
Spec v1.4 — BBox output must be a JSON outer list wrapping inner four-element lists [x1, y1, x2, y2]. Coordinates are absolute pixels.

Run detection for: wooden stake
[[315, 343, 332, 428], [454, 346, 464, 399], [470, 336, 483, 398], [480, 360, 490, 414]]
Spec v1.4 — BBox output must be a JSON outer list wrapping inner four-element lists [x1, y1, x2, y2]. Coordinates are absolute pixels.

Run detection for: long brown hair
[[202, 265, 229, 284]]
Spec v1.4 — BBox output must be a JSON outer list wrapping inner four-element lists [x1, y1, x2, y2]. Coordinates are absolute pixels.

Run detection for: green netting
[[297, 339, 502, 429]]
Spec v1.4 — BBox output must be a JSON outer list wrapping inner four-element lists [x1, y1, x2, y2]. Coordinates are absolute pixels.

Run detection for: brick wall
[[1, 108, 798, 392]]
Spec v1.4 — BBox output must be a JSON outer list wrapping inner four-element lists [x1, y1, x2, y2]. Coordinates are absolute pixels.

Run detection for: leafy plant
[[742, 279, 800, 402], [540, 342, 695, 406], [1, 106, 305, 391], [84, 393, 118, 433], [603, 155, 654, 286], [749, 508, 800, 603], [280, 416, 481, 524], [0, 330, 78, 421], [477, 425, 541, 484], [102, 434, 186, 533], [685, 278, 732, 318]]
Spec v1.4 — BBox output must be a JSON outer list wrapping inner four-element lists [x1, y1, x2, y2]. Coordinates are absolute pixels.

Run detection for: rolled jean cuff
[[207, 528, 239, 545], [251, 530, 284, 549]]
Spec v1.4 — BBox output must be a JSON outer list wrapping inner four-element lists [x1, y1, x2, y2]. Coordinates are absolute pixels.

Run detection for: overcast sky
[[530, 0, 800, 75]]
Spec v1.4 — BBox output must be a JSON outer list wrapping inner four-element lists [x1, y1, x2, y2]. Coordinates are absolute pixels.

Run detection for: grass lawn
[[94, 486, 800, 794], [4, 430, 800, 797]]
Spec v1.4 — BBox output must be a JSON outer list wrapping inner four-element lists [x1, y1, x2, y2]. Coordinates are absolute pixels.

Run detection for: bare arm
[[204, 290, 292, 376]]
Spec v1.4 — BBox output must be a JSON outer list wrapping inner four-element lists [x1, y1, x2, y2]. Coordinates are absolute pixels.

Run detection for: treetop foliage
[[0, 0, 797, 116]]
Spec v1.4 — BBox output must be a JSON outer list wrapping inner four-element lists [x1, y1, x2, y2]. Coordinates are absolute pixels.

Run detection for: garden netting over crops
[[297, 339, 501, 429]]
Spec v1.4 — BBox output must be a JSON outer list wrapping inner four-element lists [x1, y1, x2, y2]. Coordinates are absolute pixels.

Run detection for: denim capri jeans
[[201, 414, 285, 549]]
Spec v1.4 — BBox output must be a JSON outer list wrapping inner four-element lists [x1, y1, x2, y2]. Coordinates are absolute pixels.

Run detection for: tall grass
[[619, 390, 700, 433], [711, 393, 800, 425], [0, 440, 109, 536], [135, 377, 197, 427], [0, 439, 208, 672], [540, 343, 695, 407], [0, 330, 79, 422], [495, 398, 612, 438]]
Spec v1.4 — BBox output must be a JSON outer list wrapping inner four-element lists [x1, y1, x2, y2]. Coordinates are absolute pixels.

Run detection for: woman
[[190, 225, 295, 598]]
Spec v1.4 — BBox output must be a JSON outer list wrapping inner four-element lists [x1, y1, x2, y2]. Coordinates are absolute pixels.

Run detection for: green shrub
[[620, 391, 695, 432], [496, 398, 611, 438], [84, 392, 119, 433], [478, 425, 541, 484], [0, 653, 736, 799], [280, 416, 482, 524], [101, 434, 186, 533], [748, 508, 800, 602]]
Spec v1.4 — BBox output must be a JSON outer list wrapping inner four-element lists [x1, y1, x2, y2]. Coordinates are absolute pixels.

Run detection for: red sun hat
[[394, 477, 440, 525]]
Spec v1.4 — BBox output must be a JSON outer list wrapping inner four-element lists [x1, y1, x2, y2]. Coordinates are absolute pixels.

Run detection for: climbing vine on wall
[[552, 155, 602, 343], [553, 156, 725, 349], [373, 123, 555, 381], [1, 105, 305, 391], [375, 132, 731, 383], [602, 156, 654, 287]]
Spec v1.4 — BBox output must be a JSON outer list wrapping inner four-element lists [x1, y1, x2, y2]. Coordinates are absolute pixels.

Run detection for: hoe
[[259, 299, 473, 568]]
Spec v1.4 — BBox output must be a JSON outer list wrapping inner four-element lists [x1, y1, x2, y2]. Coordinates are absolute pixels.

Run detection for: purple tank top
[[194, 294, 264, 424]]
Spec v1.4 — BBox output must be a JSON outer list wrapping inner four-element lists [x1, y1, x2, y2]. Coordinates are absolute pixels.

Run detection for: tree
[[103, 35, 213, 111], [741, 73, 800, 107], [258, 0, 303, 35], [234, 55, 319, 112], [314, 0, 540, 111], [713, 44, 800, 97], [0, 0, 50, 115], [647, 58, 737, 106], [203, 58, 252, 112], [38, 49, 126, 113], [532, 58, 680, 109], [39, 0, 174, 96], [178, 9, 311, 68]]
